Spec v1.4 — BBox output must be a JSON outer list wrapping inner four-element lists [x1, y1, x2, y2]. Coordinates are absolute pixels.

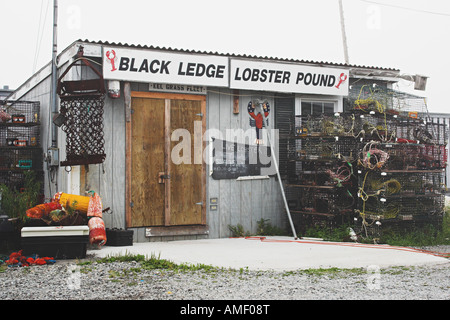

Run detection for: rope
[[360, 141, 390, 170], [243, 236, 450, 258]]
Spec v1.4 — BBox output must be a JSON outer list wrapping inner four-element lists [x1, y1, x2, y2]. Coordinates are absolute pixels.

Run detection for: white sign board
[[103, 47, 229, 87], [230, 59, 349, 96]]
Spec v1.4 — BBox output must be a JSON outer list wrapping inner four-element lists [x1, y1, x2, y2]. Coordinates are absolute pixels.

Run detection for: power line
[[339, 0, 350, 64], [33, 0, 45, 73], [33, 0, 50, 73], [359, 0, 450, 17]]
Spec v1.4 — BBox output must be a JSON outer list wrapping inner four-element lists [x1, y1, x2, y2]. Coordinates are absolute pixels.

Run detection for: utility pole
[[51, 0, 58, 148], [48, 0, 59, 193], [339, 0, 350, 64]]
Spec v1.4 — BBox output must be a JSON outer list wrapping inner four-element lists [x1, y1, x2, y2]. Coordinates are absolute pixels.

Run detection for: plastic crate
[[105, 228, 133, 246], [21, 226, 89, 259]]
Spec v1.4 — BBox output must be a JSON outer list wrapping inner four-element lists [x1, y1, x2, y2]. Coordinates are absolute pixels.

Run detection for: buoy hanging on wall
[[108, 80, 120, 99], [87, 192, 103, 218]]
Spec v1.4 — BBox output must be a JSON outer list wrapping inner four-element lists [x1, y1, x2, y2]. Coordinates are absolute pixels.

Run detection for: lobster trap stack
[[285, 85, 448, 237], [0, 101, 43, 192], [351, 85, 447, 237], [285, 113, 359, 234]]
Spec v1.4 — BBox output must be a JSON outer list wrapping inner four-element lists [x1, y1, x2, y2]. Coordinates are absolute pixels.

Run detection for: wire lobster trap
[[57, 51, 106, 167], [348, 84, 429, 115], [0, 101, 41, 147], [0, 100, 40, 124]]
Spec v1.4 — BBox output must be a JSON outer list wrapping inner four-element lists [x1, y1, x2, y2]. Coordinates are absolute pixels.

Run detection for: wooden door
[[128, 93, 206, 228], [169, 99, 203, 225], [130, 97, 166, 227]]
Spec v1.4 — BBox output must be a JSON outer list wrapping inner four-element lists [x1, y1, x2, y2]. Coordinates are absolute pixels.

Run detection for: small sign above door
[[149, 83, 207, 95]]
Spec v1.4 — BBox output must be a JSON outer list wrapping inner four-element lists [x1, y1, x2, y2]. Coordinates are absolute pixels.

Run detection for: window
[[301, 101, 335, 116]]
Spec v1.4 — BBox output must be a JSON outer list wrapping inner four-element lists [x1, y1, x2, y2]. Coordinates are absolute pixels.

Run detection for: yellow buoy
[[54, 192, 90, 213]]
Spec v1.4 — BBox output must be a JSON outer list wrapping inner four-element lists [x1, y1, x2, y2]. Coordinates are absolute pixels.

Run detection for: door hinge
[[130, 202, 134, 208]]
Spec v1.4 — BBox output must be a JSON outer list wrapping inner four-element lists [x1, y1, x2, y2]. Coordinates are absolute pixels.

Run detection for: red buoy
[[88, 217, 107, 246]]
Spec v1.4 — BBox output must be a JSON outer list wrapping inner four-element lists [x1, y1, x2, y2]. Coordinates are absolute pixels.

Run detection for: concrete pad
[[88, 237, 449, 271]]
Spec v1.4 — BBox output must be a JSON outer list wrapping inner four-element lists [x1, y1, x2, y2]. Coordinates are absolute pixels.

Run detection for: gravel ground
[[1, 246, 449, 301]]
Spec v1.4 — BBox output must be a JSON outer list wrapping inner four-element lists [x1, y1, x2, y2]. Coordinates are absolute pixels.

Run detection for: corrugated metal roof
[[77, 39, 400, 72]]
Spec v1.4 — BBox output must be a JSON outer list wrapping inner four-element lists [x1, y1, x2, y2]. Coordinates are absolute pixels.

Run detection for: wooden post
[[124, 82, 132, 123], [125, 82, 132, 227], [164, 99, 171, 226], [233, 90, 240, 114]]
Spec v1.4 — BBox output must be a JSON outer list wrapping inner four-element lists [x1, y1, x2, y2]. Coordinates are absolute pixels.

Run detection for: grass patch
[[303, 224, 353, 242], [379, 208, 450, 247], [228, 219, 289, 238], [283, 267, 366, 278], [302, 208, 450, 247], [380, 224, 450, 247], [95, 252, 223, 273]]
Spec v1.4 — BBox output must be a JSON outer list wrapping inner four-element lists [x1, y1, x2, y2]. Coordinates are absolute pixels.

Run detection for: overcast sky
[[1, 0, 449, 113]]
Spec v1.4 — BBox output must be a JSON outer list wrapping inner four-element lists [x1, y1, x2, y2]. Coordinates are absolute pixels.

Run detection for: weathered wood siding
[[206, 88, 287, 238], [17, 61, 128, 231], [14, 74, 289, 241]]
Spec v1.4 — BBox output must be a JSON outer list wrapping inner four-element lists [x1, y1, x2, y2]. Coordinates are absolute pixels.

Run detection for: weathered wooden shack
[[7, 39, 404, 242]]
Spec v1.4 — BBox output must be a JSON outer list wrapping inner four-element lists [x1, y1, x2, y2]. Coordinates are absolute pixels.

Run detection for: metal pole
[[257, 102, 298, 239], [51, 0, 58, 148], [339, 0, 350, 64]]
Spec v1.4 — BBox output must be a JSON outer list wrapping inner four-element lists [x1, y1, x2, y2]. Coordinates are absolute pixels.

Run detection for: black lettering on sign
[[234, 68, 291, 84], [260, 69, 267, 82], [150, 60, 160, 73], [328, 75, 336, 87], [186, 63, 196, 76], [138, 59, 149, 73], [178, 62, 225, 78], [129, 58, 138, 72], [296, 72, 304, 84], [283, 71, 291, 84], [119, 57, 130, 71], [296, 72, 337, 87], [242, 68, 251, 81], [206, 65, 216, 78], [320, 75, 329, 87], [196, 64, 206, 76], [304, 73, 312, 85], [234, 68, 242, 81], [160, 61, 171, 74], [216, 65, 226, 78], [251, 69, 260, 82], [178, 62, 186, 76]]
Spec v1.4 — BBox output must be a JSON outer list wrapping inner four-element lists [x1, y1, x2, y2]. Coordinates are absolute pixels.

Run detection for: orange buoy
[[88, 217, 107, 246], [87, 192, 103, 218], [26, 202, 62, 219]]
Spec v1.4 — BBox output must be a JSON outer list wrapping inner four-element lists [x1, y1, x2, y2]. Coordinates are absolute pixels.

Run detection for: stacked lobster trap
[[0, 101, 44, 191], [285, 85, 448, 237]]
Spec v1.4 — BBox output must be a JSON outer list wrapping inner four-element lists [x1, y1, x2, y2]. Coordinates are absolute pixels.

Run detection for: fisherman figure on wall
[[248, 99, 270, 145]]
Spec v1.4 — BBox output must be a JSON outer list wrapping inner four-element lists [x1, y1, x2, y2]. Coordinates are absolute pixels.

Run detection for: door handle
[[158, 172, 170, 184], [195, 202, 203, 206]]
